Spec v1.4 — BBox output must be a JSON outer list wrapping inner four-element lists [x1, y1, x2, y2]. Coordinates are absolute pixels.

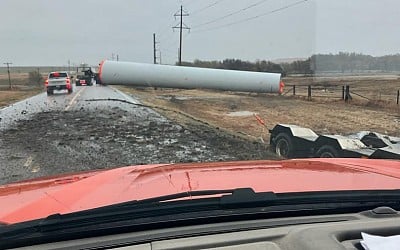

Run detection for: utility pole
[[116, 54, 119, 61], [159, 51, 162, 65], [37, 67, 40, 85], [3, 62, 12, 89], [173, 5, 190, 66], [153, 33, 158, 64]]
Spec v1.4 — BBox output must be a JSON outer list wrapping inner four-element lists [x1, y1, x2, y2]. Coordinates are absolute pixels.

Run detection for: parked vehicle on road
[[45, 71, 73, 95], [75, 66, 95, 86]]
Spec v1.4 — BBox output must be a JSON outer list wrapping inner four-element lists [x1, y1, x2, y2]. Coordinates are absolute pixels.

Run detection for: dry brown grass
[[0, 89, 43, 108], [117, 80, 400, 144], [283, 75, 400, 103]]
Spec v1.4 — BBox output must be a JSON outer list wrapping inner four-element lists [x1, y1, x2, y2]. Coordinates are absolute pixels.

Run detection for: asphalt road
[[0, 84, 141, 131], [0, 84, 273, 185]]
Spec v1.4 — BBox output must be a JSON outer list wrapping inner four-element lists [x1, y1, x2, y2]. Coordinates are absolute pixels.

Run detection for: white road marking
[[65, 87, 86, 111]]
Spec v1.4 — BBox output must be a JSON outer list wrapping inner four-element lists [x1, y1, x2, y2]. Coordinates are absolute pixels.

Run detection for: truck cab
[[75, 66, 95, 86]]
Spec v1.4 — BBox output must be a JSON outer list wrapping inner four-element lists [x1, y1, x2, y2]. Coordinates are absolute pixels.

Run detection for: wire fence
[[283, 84, 400, 106]]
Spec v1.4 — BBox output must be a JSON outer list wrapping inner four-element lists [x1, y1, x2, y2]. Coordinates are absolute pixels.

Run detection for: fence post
[[293, 85, 296, 96], [308, 85, 311, 101], [345, 85, 351, 102], [342, 85, 345, 100], [397, 90, 399, 105]]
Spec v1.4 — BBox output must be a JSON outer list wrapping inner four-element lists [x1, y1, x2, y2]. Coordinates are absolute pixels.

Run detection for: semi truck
[[269, 124, 400, 159]]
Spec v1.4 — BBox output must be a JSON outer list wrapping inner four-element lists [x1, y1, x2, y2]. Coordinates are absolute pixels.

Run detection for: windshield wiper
[[92, 188, 276, 211]]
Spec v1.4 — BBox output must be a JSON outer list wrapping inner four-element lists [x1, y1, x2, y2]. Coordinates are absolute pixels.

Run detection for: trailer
[[269, 124, 400, 159]]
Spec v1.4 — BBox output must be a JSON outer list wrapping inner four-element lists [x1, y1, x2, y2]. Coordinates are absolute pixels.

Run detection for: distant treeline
[[312, 52, 400, 73], [180, 52, 400, 76]]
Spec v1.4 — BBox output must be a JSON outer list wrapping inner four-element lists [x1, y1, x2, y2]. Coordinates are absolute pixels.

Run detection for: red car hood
[[1, 158, 400, 224]]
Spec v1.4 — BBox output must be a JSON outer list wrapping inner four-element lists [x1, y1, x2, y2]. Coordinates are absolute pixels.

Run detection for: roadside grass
[[116, 84, 400, 144], [0, 87, 43, 108], [0, 72, 44, 108]]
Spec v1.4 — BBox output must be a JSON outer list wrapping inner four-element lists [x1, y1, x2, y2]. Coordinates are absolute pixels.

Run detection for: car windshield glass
[[49, 72, 68, 78], [0, 0, 399, 228]]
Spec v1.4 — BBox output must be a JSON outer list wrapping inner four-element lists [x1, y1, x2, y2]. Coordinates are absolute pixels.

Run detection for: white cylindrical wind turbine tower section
[[99, 60, 284, 94]]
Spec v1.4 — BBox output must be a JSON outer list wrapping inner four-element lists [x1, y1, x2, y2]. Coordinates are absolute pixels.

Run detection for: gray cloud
[[0, 0, 398, 66]]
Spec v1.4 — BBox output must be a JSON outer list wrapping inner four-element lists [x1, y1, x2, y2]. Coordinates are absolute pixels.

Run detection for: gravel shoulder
[[0, 105, 275, 185]]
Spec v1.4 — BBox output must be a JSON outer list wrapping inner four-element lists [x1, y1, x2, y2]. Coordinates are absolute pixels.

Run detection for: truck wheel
[[273, 133, 294, 158], [316, 145, 340, 158], [68, 88, 73, 94], [47, 89, 53, 95]]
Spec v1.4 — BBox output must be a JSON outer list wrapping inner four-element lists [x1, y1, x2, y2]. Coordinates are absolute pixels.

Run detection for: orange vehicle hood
[[1, 158, 400, 224]]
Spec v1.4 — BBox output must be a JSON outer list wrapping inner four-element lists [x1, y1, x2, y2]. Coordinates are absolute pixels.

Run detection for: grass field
[[0, 73, 43, 108], [0, 89, 43, 108], [283, 75, 400, 107], [117, 75, 400, 143]]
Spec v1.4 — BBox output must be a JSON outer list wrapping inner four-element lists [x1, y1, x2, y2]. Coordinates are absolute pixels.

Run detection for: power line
[[3, 62, 13, 90], [193, 0, 309, 33], [191, 0, 225, 16], [153, 33, 159, 64], [192, 0, 271, 28], [173, 5, 190, 66]]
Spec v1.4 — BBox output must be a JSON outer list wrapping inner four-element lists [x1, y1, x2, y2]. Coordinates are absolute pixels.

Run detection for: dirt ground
[[117, 76, 400, 143]]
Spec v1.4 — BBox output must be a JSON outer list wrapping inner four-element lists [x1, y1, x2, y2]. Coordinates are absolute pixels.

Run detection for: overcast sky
[[1, 0, 399, 66]]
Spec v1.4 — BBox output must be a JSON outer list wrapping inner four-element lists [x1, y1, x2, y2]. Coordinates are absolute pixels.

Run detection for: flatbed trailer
[[269, 124, 400, 159]]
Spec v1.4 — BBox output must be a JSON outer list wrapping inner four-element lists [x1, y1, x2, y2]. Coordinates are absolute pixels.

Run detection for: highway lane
[[0, 84, 272, 185], [0, 84, 144, 131], [0, 84, 166, 184]]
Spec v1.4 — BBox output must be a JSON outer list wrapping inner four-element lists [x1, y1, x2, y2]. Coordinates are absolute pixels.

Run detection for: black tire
[[46, 88, 53, 95], [316, 145, 340, 158], [272, 133, 294, 158], [68, 88, 73, 94]]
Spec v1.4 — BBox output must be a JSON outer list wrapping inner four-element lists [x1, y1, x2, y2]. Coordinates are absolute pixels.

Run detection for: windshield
[[0, 0, 400, 227], [49, 72, 68, 78]]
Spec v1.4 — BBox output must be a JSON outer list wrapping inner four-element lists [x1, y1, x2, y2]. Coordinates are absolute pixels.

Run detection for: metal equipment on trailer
[[269, 124, 400, 159]]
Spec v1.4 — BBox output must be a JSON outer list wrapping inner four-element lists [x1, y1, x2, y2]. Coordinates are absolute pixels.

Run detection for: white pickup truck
[[45, 71, 73, 95]]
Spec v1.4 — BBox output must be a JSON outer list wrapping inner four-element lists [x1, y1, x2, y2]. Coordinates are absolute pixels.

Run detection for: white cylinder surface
[[99, 60, 283, 93]]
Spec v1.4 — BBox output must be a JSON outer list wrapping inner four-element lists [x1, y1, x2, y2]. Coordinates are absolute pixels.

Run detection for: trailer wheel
[[273, 133, 294, 158], [316, 145, 340, 158]]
